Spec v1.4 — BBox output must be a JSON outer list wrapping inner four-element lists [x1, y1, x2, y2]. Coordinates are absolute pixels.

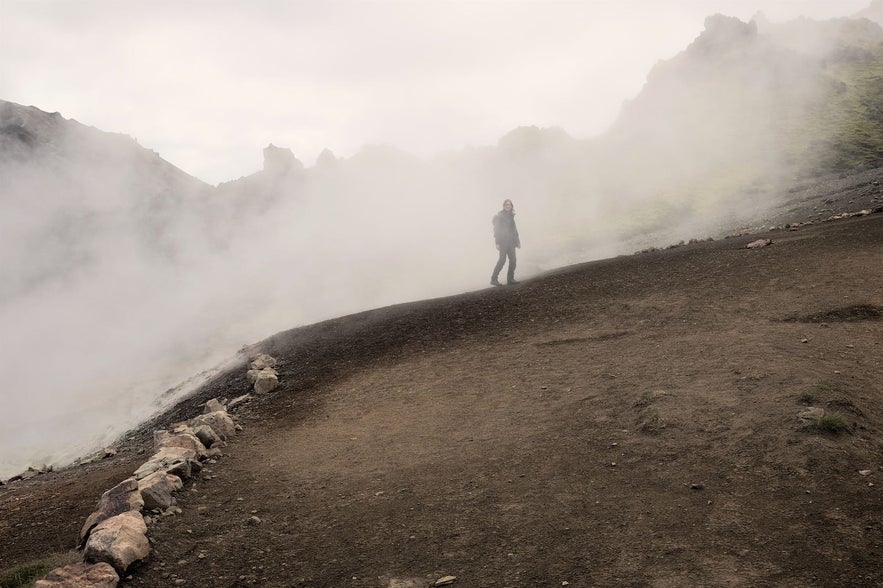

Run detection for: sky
[[0, 0, 871, 185]]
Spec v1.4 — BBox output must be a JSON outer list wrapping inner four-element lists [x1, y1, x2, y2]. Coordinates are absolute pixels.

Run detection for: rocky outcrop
[[263, 143, 303, 176], [33, 562, 119, 588], [83, 511, 150, 575]]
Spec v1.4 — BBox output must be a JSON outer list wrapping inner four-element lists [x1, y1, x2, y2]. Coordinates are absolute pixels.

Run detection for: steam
[[1, 3, 879, 478]]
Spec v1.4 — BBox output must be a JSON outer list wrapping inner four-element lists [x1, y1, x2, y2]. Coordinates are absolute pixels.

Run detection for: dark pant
[[492, 245, 517, 283]]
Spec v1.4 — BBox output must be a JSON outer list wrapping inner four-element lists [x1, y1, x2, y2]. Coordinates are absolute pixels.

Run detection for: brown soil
[[2, 198, 883, 587]]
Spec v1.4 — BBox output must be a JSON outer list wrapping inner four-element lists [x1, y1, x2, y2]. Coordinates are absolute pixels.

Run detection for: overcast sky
[[1, 0, 870, 184]]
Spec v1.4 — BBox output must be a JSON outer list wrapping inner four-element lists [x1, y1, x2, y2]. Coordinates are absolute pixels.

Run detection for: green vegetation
[[639, 408, 666, 433], [634, 390, 655, 408], [0, 552, 80, 588], [810, 412, 850, 434], [797, 391, 817, 405], [812, 382, 846, 395]]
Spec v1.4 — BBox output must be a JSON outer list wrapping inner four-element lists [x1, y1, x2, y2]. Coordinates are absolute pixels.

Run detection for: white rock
[[204, 398, 225, 414], [79, 477, 144, 545], [254, 370, 279, 394], [134, 447, 200, 481], [34, 562, 119, 588], [139, 471, 184, 510], [83, 510, 150, 574], [249, 354, 277, 370], [154, 429, 207, 458], [190, 411, 237, 441]]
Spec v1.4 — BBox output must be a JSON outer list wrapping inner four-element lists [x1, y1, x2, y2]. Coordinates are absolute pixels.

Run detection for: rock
[[746, 239, 772, 249], [253, 370, 279, 394], [798, 407, 825, 423], [690, 483, 704, 490], [859, 469, 872, 476], [204, 398, 225, 414], [249, 354, 277, 370], [192, 425, 219, 448], [227, 394, 252, 410], [103, 447, 118, 458], [246, 369, 262, 384], [134, 447, 200, 481], [79, 477, 144, 546], [83, 510, 150, 575], [34, 562, 119, 588], [434, 576, 457, 586], [154, 430, 207, 458], [247, 515, 263, 525], [139, 471, 184, 510], [190, 411, 237, 441]]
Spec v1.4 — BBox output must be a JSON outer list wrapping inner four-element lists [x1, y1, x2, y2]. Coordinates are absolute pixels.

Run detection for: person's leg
[[506, 246, 517, 283], [491, 248, 507, 285]]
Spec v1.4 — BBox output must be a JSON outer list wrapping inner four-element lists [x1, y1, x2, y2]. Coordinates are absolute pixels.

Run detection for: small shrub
[[813, 382, 845, 395], [797, 392, 817, 405], [811, 412, 850, 434], [0, 552, 80, 588], [639, 408, 666, 433], [634, 390, 654, 408]]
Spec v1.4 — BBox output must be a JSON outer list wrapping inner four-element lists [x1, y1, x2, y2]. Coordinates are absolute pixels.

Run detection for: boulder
[[253, 370, 279, 394], [204, 398, 225, 414], [190, 411, 237, 441], [34, 562, 119, 588], [79, 477, 144, 546], [138, 470, 184, 510], [133, 446, 200, 481], [83, 510, 150, 575], [153, 429, 207, 458], [249, 353, 277, 370], [746, 239, 772, 249], [192, 424, 219, 448]]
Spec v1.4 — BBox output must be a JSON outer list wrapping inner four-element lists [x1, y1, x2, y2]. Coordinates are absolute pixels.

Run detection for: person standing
[[491, 199, 521, 286]]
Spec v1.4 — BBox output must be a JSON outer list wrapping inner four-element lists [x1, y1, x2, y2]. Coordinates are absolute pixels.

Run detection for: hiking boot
[[507, 279, 520, 285], [490, 278, 502, 286]]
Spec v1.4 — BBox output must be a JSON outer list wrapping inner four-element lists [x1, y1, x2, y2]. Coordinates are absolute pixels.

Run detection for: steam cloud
[[0, 3, 877, 478]]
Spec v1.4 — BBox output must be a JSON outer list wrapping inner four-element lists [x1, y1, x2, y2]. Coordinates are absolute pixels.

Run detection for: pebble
[[859, 470, 872, 476], [690, 483, 704, 490], [434, 576, 457, 586], [247, 515, 263, 525]]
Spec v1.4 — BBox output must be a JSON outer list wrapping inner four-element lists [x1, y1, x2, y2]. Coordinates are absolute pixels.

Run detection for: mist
[[2, 1, 880, 479]]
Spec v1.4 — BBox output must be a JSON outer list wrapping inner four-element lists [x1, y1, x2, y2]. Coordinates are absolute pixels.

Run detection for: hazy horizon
[[1, 0, 871, 184]]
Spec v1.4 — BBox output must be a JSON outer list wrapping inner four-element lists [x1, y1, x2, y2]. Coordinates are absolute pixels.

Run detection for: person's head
[[502, 199, 514, 211]]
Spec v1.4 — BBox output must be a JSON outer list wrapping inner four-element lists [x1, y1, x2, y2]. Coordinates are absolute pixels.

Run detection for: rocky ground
[[1, 168, 882, 587]]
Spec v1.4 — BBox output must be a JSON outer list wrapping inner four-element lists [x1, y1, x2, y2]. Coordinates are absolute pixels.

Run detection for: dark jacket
[[492, 209, 520, 249]]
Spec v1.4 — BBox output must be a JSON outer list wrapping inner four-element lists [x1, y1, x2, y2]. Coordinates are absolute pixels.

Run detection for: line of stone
[[33, 353, 279, 587]]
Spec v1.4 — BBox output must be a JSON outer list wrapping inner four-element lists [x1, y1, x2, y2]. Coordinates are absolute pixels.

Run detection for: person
[[490, 198, 521, 286]]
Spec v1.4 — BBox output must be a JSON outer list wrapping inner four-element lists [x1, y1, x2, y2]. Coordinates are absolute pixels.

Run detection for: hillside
[[1, 166, 881, 586]]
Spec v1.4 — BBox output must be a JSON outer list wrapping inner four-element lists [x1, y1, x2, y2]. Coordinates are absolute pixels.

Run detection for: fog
[[1, 1, 878, 478]]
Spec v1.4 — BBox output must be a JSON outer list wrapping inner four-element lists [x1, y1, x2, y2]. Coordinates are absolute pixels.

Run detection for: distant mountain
[[0, 100, 212, 300], [559, 10, 883, 235]]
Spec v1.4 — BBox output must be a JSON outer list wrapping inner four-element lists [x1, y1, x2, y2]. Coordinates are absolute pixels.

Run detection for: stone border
[[32, 354, 279, 587]]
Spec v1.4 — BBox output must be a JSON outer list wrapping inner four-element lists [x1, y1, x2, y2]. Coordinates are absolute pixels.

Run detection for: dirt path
[[2, 212, 882, 587], [141, 214, 883, 587]]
